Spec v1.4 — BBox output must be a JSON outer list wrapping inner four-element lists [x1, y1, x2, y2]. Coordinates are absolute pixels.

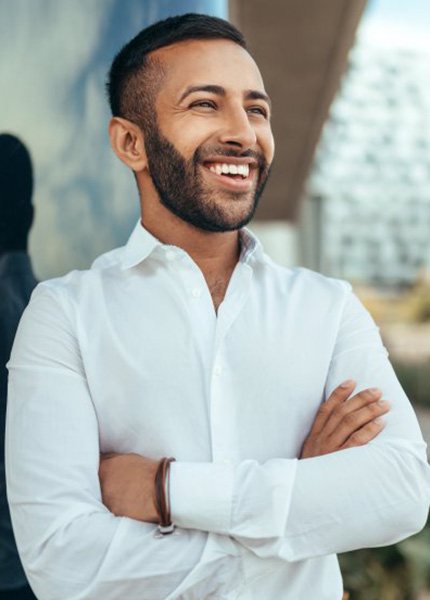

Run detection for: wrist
[[153, 457, 176, 534]]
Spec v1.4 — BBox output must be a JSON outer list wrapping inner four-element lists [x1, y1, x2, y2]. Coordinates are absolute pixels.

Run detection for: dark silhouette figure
[[0, 134, 37, 600]]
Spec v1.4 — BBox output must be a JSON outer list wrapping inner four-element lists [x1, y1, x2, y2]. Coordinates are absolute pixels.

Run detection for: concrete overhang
[[229, 0, 367, 220]]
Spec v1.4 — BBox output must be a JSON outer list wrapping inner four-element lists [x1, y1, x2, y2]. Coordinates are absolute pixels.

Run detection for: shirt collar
[[121, 221, 162, 269], [120, 220, 266, 270], [238, 227, 265, 265]]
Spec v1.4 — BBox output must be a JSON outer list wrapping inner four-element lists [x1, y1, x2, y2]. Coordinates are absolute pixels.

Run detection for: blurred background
[[1, 0, 429, 597]]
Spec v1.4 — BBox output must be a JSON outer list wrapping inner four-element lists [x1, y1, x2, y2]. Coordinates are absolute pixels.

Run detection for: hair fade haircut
[[106, 13, 247, 129]]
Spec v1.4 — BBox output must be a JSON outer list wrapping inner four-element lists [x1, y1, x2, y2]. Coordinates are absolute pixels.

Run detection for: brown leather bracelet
[[154, 457, 176, 535]]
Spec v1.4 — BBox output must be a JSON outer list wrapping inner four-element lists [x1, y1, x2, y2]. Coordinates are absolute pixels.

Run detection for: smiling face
[[139, 38, 275, 232]]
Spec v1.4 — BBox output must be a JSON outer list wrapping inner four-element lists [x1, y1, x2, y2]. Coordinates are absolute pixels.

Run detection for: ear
[[108, 117, 147, 172]]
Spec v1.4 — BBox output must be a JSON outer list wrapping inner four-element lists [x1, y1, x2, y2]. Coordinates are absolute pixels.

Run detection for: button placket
[[209, 349, 239, 464], [208, 266, 254, 466]]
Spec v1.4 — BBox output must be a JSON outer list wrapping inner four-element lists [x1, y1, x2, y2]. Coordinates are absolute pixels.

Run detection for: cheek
[[253, 120, 274, 164], [262, 129, 275, 164], [165, 120, 216, 160]]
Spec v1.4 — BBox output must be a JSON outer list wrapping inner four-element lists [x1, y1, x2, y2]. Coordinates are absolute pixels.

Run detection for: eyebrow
[[244, 89, 272, 109], [178, 84, 272, 109]]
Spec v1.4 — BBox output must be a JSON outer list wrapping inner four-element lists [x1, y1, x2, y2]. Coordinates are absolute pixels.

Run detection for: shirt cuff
[[169, 461, 234, 534]]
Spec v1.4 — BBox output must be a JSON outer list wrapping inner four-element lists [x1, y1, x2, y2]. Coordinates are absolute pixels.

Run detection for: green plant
[[340, 512, 430, 599], [392, 360, 430, 408]]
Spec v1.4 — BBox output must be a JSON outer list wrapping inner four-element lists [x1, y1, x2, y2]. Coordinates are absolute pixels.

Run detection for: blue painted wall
[[0, 0, 227, 278]]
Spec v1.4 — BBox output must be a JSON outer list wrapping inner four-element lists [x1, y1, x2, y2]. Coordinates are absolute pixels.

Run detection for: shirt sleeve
[[170, 289, 430, 560], [5, 285, 207, 600]]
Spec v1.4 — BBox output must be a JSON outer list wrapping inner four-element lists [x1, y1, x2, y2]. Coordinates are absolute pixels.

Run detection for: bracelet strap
[[154, 457, 176, 535]]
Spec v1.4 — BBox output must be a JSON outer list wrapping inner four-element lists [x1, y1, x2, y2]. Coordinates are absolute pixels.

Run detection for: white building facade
[[304, 43, 430, 286]]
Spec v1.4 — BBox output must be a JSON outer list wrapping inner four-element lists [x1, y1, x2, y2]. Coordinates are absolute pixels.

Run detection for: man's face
[[141, 38, 275, 232]]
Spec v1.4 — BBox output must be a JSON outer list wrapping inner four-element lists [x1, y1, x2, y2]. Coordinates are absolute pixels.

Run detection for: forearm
[[170, 440, 430, 560], [277, 440, 430, 560], [172, 344, 430, 559], [5, 285, 211, 600], [6, 374, 208, 600]]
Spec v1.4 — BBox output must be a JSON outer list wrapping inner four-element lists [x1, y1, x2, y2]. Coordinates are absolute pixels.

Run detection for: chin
[[219, 197, 256, 221], [220, 211, 256, 231]]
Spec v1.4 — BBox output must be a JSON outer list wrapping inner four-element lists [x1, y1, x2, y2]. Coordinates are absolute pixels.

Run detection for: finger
[[341, 418, 386, 449], [323, 387, 383, 437], [330, 400, 390, 448], [309, 380, 356, 436]]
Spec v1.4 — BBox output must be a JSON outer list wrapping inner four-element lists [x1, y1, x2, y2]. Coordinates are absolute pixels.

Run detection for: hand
[[99, 452, 159, 522], [300, 380, 390, 459]]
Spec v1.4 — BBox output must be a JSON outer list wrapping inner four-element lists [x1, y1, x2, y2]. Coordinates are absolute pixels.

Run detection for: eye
[[189, 100, 217, 110], [247, 106, 269, 118]]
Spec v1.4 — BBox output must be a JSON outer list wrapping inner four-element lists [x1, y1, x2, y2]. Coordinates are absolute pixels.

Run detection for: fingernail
[[340, 379, 355, 388], [369, 387, 382, 396], [374, 417, 385, 425]]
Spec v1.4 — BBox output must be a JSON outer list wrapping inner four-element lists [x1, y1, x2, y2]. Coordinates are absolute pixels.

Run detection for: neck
[[140, 196, 241, 281]]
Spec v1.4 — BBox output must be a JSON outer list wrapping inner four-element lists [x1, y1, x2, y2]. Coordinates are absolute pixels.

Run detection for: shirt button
[[165, 250, 176, 261], [191, 288, 202, 298], [213, 365, 223, 376], [222, 458, 231, 465]]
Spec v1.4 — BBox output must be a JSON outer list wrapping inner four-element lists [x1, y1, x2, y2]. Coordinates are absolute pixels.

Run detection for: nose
[[218, 106, 257, 149]]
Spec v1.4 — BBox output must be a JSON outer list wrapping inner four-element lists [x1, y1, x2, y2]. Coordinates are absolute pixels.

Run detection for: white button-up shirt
[[6, 222, 430, 600]]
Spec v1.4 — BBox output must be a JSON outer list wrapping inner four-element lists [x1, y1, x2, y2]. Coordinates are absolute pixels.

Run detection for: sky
[[360, 0, 430, 51]]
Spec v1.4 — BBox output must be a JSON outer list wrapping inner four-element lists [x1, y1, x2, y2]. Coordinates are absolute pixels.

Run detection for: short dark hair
[[106, 13, 247, 128]]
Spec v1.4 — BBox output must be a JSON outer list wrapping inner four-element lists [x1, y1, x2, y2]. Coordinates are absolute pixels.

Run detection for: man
[[0, 134, 37, 600], [5, 14, 430, 600]]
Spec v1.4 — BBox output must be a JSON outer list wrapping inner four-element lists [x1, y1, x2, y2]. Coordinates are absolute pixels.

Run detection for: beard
[[142, 120, 271, 232]]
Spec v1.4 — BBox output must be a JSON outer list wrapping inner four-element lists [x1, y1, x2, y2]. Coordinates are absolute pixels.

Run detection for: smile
[[207, 162, 250, 178], [201, 160, 257, 192]]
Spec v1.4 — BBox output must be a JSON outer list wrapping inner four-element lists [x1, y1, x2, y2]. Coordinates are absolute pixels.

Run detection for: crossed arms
[[5, 285, 430, 599], [99, 381, 391, 525]]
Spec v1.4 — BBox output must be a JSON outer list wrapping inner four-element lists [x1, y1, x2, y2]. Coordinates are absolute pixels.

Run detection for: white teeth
[[208, 162, 250, 177], [238, 165, 250, 176]]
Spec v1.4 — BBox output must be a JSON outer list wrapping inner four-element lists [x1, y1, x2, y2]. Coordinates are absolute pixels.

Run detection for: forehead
[[152, 38, 266, 97]]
